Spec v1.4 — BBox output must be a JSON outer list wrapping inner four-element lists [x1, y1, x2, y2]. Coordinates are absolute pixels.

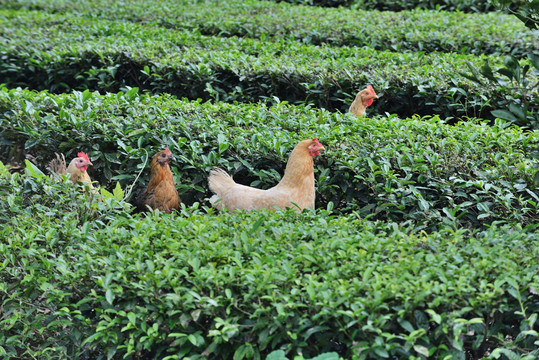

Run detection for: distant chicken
[[349, 85, 378, 117], [208, 138, 325, 212], [136, 147, 180, 213], [48, 151, 95, 190]]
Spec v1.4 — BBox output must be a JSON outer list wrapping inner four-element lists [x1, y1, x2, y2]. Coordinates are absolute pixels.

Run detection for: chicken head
[[349, 85, 379, 117], [74, 152, 93, 173], [156, 147, 175, 165]]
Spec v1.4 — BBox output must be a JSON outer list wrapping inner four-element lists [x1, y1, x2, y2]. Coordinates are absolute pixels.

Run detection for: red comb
[[367, 85, 376, 95], [164, 147, 172, 155], [77, 152, 89, 162]]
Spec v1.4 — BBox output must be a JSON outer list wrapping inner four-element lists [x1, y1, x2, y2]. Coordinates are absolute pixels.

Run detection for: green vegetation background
[[0, 0, 538, 359]]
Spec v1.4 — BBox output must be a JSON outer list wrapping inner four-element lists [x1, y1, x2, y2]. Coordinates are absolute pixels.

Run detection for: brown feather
[[137, 149, 181, 213], [48, 153, 67, 177]]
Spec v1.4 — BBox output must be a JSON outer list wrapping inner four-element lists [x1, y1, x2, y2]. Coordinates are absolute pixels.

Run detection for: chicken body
[[209, 138, 325, 212], [349, 85, 378, 117], [48, 152, 94, 190], [136, 147, 180, 213]]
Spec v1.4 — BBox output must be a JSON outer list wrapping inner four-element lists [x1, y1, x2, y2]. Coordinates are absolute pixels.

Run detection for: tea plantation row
[[273, 0, 495, 12], [2, 10, 537, 120], [3, 0, 535, 57], [1, 86, 538, 232], [1, 161, 538, 359], [1, 1, 538, 359]]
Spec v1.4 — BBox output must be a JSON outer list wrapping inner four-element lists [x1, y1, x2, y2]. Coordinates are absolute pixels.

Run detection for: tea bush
[[1, 86, 538, 231], [1, 163, 538, 359], [275, 0, 495, 12], [1, 10, 537, 120], [1, 1, 538, 359], [2, 0, 535, 57]]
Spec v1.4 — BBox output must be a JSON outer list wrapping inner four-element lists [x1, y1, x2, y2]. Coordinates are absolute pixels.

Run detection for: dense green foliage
[[1, 0, 539, 359], [1, 10, 537, 120], [278, 0, 495, 12], [1, 163, 538, 359], [462, 53, 539, 129], [3, 0, 535, 57], [493, 0, 539, 30], [1, 86, 538, 231]]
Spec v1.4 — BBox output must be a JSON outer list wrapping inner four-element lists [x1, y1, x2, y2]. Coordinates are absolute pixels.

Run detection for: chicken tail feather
[[208, 168, 235, 205], [48, 153, 67, 177]]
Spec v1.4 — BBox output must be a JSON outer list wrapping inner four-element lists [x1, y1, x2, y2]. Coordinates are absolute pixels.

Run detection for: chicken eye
[[161, 154, 166, 157]]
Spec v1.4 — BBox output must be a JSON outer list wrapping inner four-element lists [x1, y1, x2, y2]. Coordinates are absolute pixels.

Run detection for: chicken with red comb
[[48, 151, 95, 191], [136, 147, 181, 213], [208, 138, 325, 212], [349, 85, 378, 117]]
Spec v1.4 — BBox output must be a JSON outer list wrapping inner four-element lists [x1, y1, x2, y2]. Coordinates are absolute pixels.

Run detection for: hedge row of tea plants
[[1, 0, 538, 359], [1, 162, 538, 359], [3, 0, 535, 57], [276, 0, 495, 12], [1, 86, 538, 231], [2, 10, 537, 120]]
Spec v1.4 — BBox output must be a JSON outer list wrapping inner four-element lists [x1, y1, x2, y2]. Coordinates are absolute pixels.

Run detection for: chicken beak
[[168, 155, 175, 162], [87, 161, 93, 166]]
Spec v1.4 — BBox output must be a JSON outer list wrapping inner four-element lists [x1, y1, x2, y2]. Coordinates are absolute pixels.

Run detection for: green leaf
[[105, 289, 114, 305], [426, 309, 442, 324], [127, 312, 136, 325], [459, 62, 482, 84], [465, 62, 482, 84], [503, 55, 519, 72], [249, 216, 265, 235], [491, 110, 519, 122], [490, 349, 521, 360], [529, 53, 539, 71], [266, 350, 287, 360], [373, 347, 389, 358], [508, 103, 527, 121], [112, 182, 125, 201], [479, 61, 496, 82], [497, 68, 514, 80], [397, 318, 415, 333], [100, 187, 114, 200], [503, 54, 520, 81], [24, 160, 45, 179], [105, 346, 117, 360], [188, 334, 198, 346], [310, 352, 340, 360], [413, 345, 429, 357], [233, 345, 248, 360]]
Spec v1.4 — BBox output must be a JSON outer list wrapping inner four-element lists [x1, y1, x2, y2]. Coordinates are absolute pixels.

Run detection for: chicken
[[135, 147, 180, 213], [48, 151, 95, 190], [208, 138, 325, 212], [349, 85, 378, 117]]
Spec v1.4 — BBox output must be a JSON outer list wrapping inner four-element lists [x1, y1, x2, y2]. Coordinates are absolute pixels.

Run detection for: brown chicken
[[349, 85, 378, 117], [48, 151, 95, 190], [136, 147, 180, 213], [208, 138, 325, 212]]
